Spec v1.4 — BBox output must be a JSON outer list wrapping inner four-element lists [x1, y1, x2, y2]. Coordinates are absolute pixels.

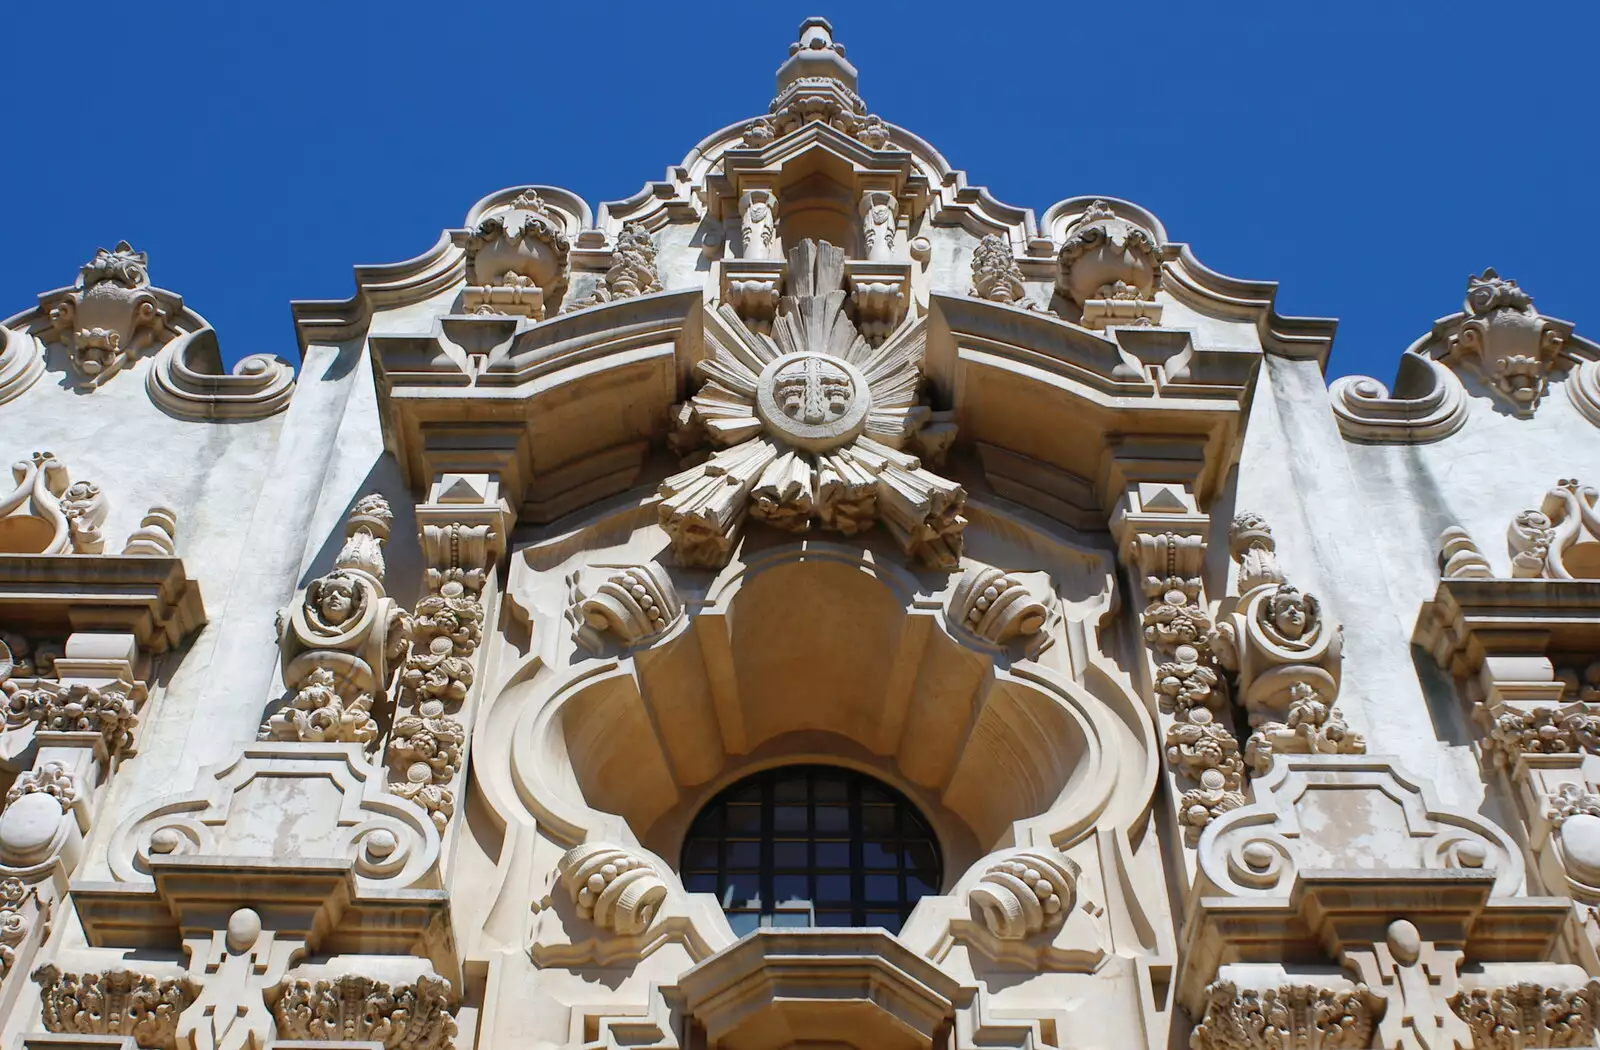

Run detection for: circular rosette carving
[[556, 843, 668, 937], [967, 848, 1079, 940], [755, 352, 871, 453]]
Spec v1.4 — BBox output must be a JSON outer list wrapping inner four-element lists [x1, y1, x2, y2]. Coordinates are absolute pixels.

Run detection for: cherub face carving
[[306, 572, 365, 632], [1261, 584, 1317, 644]]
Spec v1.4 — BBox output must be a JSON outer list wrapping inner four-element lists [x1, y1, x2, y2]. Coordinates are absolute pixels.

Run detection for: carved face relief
[[755, 351, 871, 452], [1259, 584, 1318, 647], [306, 573, 366, 633]]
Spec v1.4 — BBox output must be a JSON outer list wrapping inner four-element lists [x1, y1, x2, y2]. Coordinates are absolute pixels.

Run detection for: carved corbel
[[264, 496, 409, 747]]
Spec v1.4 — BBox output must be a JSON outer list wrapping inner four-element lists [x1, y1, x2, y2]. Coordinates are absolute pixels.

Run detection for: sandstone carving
[[271, 495, 409, 745], [1330, 352, 1471, 444], [568, 564, 683, 655], [742, 19, 891, 150], [1445, 269, 1570, 415], [47, 242, 170, 387], [738, 190, 778, 261], [455, 190, 572, 319], [662, 239, 965, 569], [1243, 681, 1366, 775], [1439, 525, 1493, 578], [0, 878, 41, 986], [1190, 979, 1379, 1050], [1478, 702, 1600, 767], [569, 223, 662, 310], [0, 452, 106, 555], [967, 849, 1078, 941], [272, 973, 459, 1050], [860, 191, 898, 262], [1056, 200, 1163, 328], [7, 760, 80, 810], [33, 964, 200, 1050], [0, 324, 44, 406], [970, 234, 1028, 306], [4, 682, 138, 755], [387, 714, 465, 833], [399, 578, 484, 712], [556, 843, 668, 937], [1507, 479, 1600, 579], [948, 565, 1050, 648], [1450, 981, 1600, 1050]]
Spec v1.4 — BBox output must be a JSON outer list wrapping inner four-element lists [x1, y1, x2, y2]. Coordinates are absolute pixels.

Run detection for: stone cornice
[[0, 555, 204, 654]]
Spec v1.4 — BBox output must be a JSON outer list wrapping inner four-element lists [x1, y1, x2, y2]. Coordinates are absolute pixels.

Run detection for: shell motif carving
[[948, 566, 1050, 648], [967, 849, 1079, 941], [556, 843, 668, 937]]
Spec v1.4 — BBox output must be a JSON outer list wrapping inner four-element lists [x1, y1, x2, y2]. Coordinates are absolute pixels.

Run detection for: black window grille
[[679, 764, 943, 936]]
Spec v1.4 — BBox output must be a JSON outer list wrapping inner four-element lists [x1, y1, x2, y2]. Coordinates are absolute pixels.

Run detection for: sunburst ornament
[[661, 240, 965, 570]]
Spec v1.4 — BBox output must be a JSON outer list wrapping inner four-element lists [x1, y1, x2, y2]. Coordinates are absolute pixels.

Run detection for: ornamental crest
[[661, 239, 963, 569]]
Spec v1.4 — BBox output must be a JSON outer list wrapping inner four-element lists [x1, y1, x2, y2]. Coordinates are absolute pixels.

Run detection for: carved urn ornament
[[455, 190, 572, 319], [47, 242, 170, 386], [1056, 200, 1163, 327], [1445, 268, 1570, 414], [662, 239, 963, 569]]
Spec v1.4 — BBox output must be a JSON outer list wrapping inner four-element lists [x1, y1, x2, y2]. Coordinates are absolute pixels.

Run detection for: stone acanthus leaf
[[7, 760, 80, 810], [47, 241, 172, 387], [556, 843, 668, 937], [33, 963, 200, 1050], [0, 452, 107, 555], [454, 190, 572, 319], [569, 223, 662, 310], [272, 973, 459, 1050], [970, 234, 1029, 306], [1477, 701, 1600, 768], [4, 682, 139, 755], [1190, 978, 1379, 1050], [1444, 268, 1571, 416], [967, 849, 1078, 941], [662, 239, 965, 570], [1508, 479, 1600, 579], [567, 564, 683, 655], [1449, 981, 1600, 1050]]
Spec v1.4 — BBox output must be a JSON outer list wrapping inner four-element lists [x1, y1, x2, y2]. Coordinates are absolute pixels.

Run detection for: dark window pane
[[774, 777, 807, 802], [815, 909, 853, 927], [815, 806, 849, 832], [773, 873, 810, 903], [683, 839, 719, 870], [684, 873, 718, 893], [904, 841, 938, 871], [771, 909, 812, 927], [725, 872, 760, 906], [815, 873, 851, 902], [866, 911, 902, 932], [862, 841, 899, 869], [815, 841, 850, 867], [774, 805, 807, 832], [813, 777, 848, 802], [773, 840, 808, 868], [865, 874, 900, 902], [725, 805, 761, 833], [727, 840, 760, 868], [729, 911, 760, 937], [861, 806, 896, 835], [906, 872, 938, 899]]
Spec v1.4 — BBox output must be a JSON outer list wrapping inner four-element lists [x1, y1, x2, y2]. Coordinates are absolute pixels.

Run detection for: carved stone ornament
[[969, 234, 1028, 306], [7, 760, 81, 810], [0, 324, 45, 408], [1218, 580, 1343, 721], [568, 564, 683, 655], [454, 190, 572, 319], [5, 682, 138, 754], [1450, 981, 1600, 1050], [387, 714, 465, 834], [740, 19, 891, 151], [399, 578, 484, 714], [1243, 681, 1367, 775], [1444, 268, 1571, 415], [0, 452, 106, 555], [272, 973, 459, 1050], [556, 842, 669, 937], [272, 495, 410, 744], [967, 849, 1078, 941], [1439, 525, 1494, 579], [1507, 479, 1600, 579], [947, 565, 1051, 650], [1190, 978, 1380, 1050], [1056, 200, 1163, 329], [568, 222, 662, 310], [1330, 352, 1471, 444], [0, 878, 42, 985], [1477, 701, 1600, 769], [34, 963, 201, 1050], [46, 242, 170, 387], [662, 239, 965, 569]]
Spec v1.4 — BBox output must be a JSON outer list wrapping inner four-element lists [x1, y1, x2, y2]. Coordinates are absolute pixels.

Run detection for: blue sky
[[2, 2, 1594, 381]]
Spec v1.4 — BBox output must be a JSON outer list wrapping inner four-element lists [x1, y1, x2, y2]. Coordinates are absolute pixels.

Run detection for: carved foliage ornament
[[34, 964, 200, 1050], [1449, 981, 1600, 1050], [272, 973, 459, 1050], [663, 240, 964, 569], [0, 878, 41, 986], [1445, 269, 1570, 416], [1508, 479, 1600, 579], [569, 222, 662, 310], [5, 682, 138, 754], [0, 452, 106, 555], [456, 190, 572, 319], [1190, 979, 1379, 1050], [970, 234, 1029, 306]]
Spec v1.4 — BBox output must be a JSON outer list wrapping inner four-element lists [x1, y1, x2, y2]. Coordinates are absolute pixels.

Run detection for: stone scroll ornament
[[1508, 478, 1600, 579], [262, 495, 410, 747], [556, 843, 669, 938], [1055, 200, 1163, 328], [47, 242, 171, 387], [1444, 268, 1570, 415], [454, 190, 571, 319], [662, 239, 964, 570]]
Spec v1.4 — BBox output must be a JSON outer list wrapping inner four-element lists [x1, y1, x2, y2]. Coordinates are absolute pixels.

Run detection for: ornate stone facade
[[1, 16, 1598, 1050]]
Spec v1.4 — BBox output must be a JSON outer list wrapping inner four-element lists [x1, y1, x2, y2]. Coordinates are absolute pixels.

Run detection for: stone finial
[[776, 17, 858, 95]]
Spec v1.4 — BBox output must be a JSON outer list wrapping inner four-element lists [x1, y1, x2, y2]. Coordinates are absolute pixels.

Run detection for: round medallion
[[1561, 813, 1600, 882], [755, 352, 871, 453]]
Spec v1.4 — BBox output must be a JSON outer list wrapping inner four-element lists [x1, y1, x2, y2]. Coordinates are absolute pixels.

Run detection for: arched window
[[680, 764, 942, 936]]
